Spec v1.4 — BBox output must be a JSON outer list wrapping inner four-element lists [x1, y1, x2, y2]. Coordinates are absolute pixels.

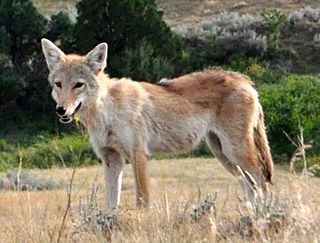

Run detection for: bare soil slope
[[34, 0, 320, 27]]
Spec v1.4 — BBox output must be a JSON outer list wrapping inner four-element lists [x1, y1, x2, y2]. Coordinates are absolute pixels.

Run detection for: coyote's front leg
[[131, 151, 149, 208], [103, 148, 125, 209]]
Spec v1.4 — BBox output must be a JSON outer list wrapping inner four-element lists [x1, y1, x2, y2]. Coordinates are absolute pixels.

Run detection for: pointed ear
[[85, 43, 108, 74], [41, 38, 66, 71]]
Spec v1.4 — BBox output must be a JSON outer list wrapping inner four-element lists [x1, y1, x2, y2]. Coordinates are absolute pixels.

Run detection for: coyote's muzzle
[[55, 102, 82, 124]]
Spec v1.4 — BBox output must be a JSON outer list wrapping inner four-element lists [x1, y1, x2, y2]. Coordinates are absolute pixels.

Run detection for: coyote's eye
[[55, 82, 62, 88], [73, 82, 84, 89]]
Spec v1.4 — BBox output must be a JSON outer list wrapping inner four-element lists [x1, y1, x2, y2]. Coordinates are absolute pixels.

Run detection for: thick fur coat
[[41, 39, 273, 208]]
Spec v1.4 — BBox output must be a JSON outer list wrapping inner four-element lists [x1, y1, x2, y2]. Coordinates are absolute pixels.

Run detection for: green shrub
[[0, 139, 13, 151], [261, 9, 287, 49], [259, 74, 320, 161], [0, 54, 21, 104], [0, 72, 20, 104], [227, 55, 260, 73], [0, 0, 64, 131], [180, 42, 220, 73], [244, 61, 283, 84], [46, 11, 73, 42], [309, 164, 320, 177], [293, 157, 320, 172], [290, 156, 320, 177], [178, 12, 267, 57], [69, 0, 182, 78], [0, 0, 47, 70], [112, 40, 175, 81], [175, 9, 295, 73], [0, 133, 98, 171], [188, 142, 212, 158]]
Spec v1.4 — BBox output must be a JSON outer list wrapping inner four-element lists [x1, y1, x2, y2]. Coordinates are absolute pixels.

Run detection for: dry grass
[[0, 158, 319, 242]]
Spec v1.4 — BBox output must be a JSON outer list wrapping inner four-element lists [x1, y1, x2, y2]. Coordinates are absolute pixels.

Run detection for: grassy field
[[0, 158, 319, 242]]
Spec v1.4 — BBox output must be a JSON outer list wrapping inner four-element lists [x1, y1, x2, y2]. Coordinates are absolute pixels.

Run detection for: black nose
[[56, 106, 66, 116]]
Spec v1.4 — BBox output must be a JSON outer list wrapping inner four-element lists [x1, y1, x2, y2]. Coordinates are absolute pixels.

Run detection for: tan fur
[[41, 39, 273, 208]]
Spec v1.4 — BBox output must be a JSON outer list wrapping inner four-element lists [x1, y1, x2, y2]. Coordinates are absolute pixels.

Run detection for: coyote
[[41, 39, 273, 209]]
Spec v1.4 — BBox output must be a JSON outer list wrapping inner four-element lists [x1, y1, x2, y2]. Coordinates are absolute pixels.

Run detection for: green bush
[[0, 53, 21, 104], [309, 163, 320, 177], [293, 157, 320, 172], [244, 61, 283, 84], [259, 74, 320, 161], [177, 9, 296, 73], [290, 156, 320, 177], [112, 40, 175, 81], [0, 0, 47, 70], [261, 9, 287, 49], [0, 133, 98, 171], [0, 0, 61, 131], [69, 0, 182, 79], [46, 11, 73, 42]]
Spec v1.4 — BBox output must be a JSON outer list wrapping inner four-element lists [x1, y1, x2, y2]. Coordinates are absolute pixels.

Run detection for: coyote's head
[[41, 39, 108, 123]]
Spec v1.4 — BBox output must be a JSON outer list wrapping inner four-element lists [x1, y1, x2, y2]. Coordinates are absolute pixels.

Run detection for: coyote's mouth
[[58, 102, 82, 124]]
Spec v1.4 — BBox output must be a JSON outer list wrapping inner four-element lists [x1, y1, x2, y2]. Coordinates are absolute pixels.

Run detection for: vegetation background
[[0, 0, 320, 242], [1, 0, 320, 171]]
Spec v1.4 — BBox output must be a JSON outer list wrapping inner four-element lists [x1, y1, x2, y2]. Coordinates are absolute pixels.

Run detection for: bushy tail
[[254, 106, 274, 184]]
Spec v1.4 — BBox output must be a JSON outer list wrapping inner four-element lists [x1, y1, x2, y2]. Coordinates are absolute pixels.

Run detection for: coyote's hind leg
[[131, 151, 149, 208], [206, 131, 261, 205]]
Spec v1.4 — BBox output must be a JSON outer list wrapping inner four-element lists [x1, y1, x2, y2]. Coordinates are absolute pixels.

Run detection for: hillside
[[33, 0, 320, 26], [157, 0, 320, 27], [32, 0, 320, 74]]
